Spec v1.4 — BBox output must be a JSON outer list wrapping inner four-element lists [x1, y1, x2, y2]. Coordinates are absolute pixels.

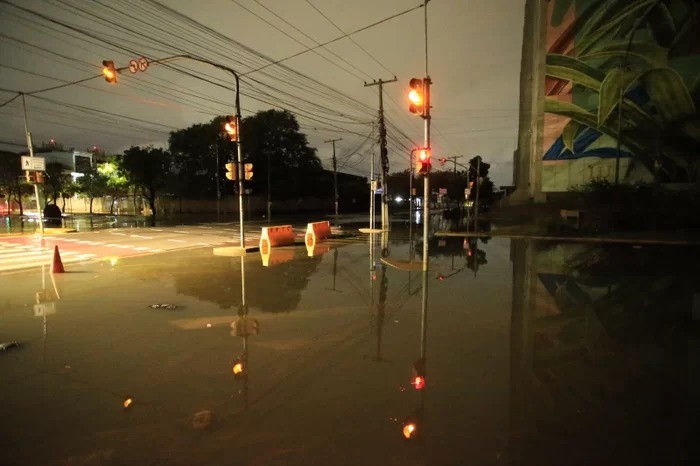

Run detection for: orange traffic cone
[[52, 245, 65, 274]]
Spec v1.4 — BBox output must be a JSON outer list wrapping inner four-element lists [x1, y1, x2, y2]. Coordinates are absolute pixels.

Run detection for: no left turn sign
[[138, 57, 148, 72], [128, 60, 138, 74]]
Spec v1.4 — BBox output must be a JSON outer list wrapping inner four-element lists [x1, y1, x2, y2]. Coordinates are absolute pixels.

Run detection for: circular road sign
[[138, 57, 149, 72], [128, 60, 138, 74]]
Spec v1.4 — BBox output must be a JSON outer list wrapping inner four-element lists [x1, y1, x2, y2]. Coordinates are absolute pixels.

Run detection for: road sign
[[34, 302, 56, 317], [375, 188, 383, 194], [370, 180, 378, 191], [439, 188, 447, 195], [138, 57, 149, 72], [129, 59, 138, 73], [20, 156, 45, 171]]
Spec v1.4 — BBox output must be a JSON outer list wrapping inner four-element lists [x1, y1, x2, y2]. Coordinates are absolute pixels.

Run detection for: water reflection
[[509, 240, 699, 465]]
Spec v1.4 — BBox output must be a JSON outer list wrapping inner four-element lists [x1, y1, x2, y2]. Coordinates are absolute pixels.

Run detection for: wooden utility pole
[[325, 138, 342, 223], [364, 77, 397, 231]]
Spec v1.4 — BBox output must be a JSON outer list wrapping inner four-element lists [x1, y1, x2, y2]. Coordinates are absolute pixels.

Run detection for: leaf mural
[[546, 54, 606, 91], [640, 68, 696, 122], [598, 67, 646, 126], [562, 120, 581, 153], [578, 40, 669, 68], [575, 0, 657, 56], [646, 1, 677, 47]]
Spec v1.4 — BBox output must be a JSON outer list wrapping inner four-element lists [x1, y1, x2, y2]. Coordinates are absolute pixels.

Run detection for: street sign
[[138, 57, 149, 72], [34, 302, 56, 317], [375, 188, 383, 194], [439, 188, 447, 195], [20, 156, 45, 171], [128, 59, 138, 73], [370, 180, 378, 191]]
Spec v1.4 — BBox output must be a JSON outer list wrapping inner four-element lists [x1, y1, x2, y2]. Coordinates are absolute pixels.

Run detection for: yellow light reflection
[[403, 423, 416, 439], [232, 362, 244, 375], [123, 397, 133, 408]]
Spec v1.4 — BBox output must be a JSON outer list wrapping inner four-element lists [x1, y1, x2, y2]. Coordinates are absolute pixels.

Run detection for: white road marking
[[167, 239, 187, 243], [130, 235, 153, 239], [110, 232, 127, 236]]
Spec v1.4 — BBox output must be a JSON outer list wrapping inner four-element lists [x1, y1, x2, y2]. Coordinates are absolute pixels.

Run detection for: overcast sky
[[0, 0, 525, 185]]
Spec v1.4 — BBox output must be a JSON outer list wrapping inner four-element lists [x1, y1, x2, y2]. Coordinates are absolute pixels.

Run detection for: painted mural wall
[[541, 0, 700, 192]]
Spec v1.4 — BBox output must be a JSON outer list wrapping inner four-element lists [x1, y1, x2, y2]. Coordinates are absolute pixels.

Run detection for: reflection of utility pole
[[21, 94, 44, 233], [325, 138, 342, 224], [214, 143, 221, 221], [474, 157, 481, 229], [364, 77, 397, 231]]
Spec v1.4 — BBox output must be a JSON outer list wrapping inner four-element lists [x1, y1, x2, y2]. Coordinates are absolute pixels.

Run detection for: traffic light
[[24, 171, 45, 184], [415, 148, 431, 175], [411, 358, 426, 390], [225, 162, 237, 181], [244, 163, 253, 181], [408, 78, 425, 115], [102, 60, 117, 84], [224, 116, 239, 142]]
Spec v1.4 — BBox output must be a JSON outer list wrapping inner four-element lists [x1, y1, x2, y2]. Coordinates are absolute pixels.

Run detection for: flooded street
[[1, 228, 698, 465]]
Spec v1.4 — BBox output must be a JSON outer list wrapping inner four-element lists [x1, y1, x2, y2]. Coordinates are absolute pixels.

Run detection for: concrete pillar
[[511, 0, 547, 203]]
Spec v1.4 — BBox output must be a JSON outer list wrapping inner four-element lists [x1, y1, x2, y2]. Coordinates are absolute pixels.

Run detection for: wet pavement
[[1, 226, 699, 465]]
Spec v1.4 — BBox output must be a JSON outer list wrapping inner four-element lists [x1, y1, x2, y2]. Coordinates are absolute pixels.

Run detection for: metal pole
[[325, 138, 342, 224], [421, 0, 431, 355], [215, 143, 220, 221], [475, 157, 481, 230], [370, 150, 375, 230], [21, 93, 44, 234], [267, 151, 271, 222], [233, 74, 245, 250]]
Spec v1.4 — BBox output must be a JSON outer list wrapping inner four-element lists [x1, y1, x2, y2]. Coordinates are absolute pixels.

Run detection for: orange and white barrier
[[259, 225, 296, 252], [305, 221, 331, 247]]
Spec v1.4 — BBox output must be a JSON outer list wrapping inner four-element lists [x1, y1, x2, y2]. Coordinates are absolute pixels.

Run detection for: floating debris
[[0, 341, 20, 351], [148, 304, 182, 310]]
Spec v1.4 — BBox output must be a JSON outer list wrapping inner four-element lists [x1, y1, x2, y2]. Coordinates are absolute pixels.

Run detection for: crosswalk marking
[[0, 243, 95, 272]]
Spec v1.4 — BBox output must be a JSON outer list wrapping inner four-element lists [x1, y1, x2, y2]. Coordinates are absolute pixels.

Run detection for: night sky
[[0, 0, 525, 185]]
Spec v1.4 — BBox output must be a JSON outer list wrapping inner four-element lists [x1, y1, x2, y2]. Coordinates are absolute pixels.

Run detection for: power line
[[243, 2, 425, 76]]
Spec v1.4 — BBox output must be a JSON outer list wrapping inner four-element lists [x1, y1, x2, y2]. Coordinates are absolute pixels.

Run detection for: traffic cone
[[52, 245, 65, 274]]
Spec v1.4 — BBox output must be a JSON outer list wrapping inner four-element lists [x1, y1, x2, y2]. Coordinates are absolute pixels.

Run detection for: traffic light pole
[[21, 93, 44, 234]]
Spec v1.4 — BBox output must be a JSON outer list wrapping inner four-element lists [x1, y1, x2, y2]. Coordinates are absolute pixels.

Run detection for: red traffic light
[[415, 148, 431, 176], [411, 375, 426, 390], [411, 358, 426, 390], [102, 60, 117, 84], [224, 116, 239, 142], [408, 78, 424, 115]]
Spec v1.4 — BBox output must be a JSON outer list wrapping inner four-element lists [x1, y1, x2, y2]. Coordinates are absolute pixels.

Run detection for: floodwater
[[1, 228, 698, 465]]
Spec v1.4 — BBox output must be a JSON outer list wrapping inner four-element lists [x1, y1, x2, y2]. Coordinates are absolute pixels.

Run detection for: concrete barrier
[[259, 225, 296, 252], [305, 221, 331, 246]]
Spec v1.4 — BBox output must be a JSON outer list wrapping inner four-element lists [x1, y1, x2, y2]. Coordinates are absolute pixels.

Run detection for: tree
[[241, 109, 323, 199], [168, 121, 224, 198], [97, 160, 129, 214], [468, 156, 495, 204], [42, 161, 71, 206], [119, 146, 172, 220], [0, 151, 24, 214], [75, 166, 107, 214]]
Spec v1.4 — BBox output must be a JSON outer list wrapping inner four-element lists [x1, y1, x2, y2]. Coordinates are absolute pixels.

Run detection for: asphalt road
[[0, 224, 287, 273]]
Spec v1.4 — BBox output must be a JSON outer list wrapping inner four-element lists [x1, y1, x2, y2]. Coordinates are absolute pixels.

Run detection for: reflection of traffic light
[[408, 78, 425, 115], [411, 358, 426, 390], [415, 148, 431, 175], [232, 356, 245, 377], [102, 60, 117, 84], [402, 411, 422, 440], [224, 116, 239, 142]]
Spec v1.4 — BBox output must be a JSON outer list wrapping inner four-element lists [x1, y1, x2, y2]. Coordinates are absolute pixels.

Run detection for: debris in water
[[0, 341, 20, 351], [148, 304, 182, 310]]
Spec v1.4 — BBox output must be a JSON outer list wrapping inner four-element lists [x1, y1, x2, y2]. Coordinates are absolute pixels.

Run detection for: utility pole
[[21, 93, 44, 233], [474, 156, 481, 228], [364, 77, 397, 231], [325, 138, 342, 224], [267, 149, 272, 223]]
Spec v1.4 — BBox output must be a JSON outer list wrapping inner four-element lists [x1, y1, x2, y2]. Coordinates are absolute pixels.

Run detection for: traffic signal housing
[[102, 60, 117, 84], [244, 163, 253, 181], [224, 116, 239, 142], [415, 148, 431, 176], [408, 78, 425, 115], [225, 162, 237, 181]]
